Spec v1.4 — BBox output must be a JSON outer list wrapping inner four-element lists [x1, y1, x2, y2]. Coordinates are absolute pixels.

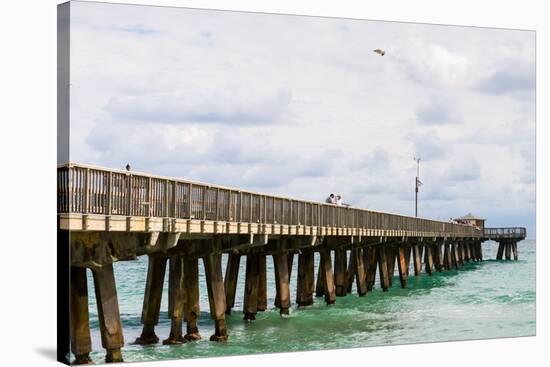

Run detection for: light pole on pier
[[414, 157, 422, 217]]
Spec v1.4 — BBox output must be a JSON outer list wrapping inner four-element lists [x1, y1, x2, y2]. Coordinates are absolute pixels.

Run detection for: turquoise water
[[84, 240, 535, 363]]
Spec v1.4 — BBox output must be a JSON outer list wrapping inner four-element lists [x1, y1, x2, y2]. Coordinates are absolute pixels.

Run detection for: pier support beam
[[91, 264, 124, 363], [512, 240, 518, 260], [320, 249, 336, 304], [70, 267, 92, 365], [397, 245, 409, 288], [163, 255, 187, 345], [315, 252, 325, 298], [334, 248, 348, 296], [365, 247, 378, 291], [412, 244, 422, 276], [184, 257, 201, 341], [354, 247, 368, 296], [496, 241, 504, 260], [273, 252, 291, 315], [505, 241, 512, 261], [443, 243, 451, 270], [457, 243, 464, 266], [203, 252, 228, 341], [244, 254, 260, 320], [451, 244, 459, 270], [224, 253, 241, 315], [258, 255, 267, 312], [296, 250, 315, 307], [378, 246, 390, 291], [345, 249, 356, 293], [424, 245, 434, 275], [135, 254, 167, 345], [386, 247, 396, 287], [432, 244, 443, 272]]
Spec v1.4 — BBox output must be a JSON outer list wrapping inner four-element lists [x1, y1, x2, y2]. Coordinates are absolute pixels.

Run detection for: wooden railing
[[58, 163, 482, 237], [484, 227, 527, 239]]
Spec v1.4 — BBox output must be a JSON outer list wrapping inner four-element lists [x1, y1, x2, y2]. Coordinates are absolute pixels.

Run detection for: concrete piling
[[203, 252, 228, 341], [424, 245, 434, 275], [378, 246, 390, 291], [397, 245, 409, 288], [243, 254, 260, 321], [320, 249, 336, 304], [334, 248, 348, 296], [412, 244, 422, 276], [224, 253, 241, 315], [296, 250, 315, 307], [273, 252, 291, 315], [184, 257, 201, 341], [70, 267, 92, 365], [365, 247, 378, 291], [91, 264, 124, 363], [354, 247, 368, 296], [164, 255, 186, 345], [258, 255, 267, 312], [135, 254, 167, 345]]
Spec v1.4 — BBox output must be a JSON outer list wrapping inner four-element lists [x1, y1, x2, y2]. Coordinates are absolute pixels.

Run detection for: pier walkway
[[58, 163, 526, 364]]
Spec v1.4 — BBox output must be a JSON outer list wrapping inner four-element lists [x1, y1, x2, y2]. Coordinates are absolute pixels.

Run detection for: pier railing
[[484, 227, 526, 239], [58, 163, 482, 237]]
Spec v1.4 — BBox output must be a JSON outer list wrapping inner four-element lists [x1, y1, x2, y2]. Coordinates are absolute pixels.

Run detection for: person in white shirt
[[336, 194, 344, 206]]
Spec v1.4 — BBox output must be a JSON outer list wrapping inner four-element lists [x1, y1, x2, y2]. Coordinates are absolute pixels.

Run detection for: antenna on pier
[[414, 157, 422, 217]]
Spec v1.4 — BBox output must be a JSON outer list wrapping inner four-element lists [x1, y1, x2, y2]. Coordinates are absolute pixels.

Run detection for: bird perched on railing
[[373, 48, 386, 56], [126, 163, 131, 171]]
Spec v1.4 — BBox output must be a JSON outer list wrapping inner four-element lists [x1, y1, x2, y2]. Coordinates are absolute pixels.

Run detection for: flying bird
[[126, 163, 131, 171], [373, 48, 386, 56]]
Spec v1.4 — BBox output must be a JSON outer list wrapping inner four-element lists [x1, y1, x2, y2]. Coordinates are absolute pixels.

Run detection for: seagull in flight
[[373, 48, 386, 56]]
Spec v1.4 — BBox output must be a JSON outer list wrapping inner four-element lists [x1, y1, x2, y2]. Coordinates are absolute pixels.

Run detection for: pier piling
[[378, 246, 390, 291], [320, 249, 336, 304], [296, 250, 315, 307], [91, 264, 124, 363], [224, 253, 241, 315], [273, 252, 291, 315], [164, 255, 186, 345], [244, 254, 260, 320], [203, 251, 228, 341], [412, 244, 422, 276], [70, 267, 92, 365], [424, 245, 434, 275], [397, 245, 409, 288], [354, 247, 368, 296], [184, 257, 201, 341], [135, 254, 167, 345], [334, 248, 348, 296], [365, 247, 378, 290]]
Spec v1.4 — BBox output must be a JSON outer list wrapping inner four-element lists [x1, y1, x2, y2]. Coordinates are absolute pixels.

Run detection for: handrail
[[484, 227, 527, 238], [57, 163, 483, 237]]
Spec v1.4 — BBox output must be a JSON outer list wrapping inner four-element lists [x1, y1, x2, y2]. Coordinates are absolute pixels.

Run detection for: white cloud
[[67, 1, 536, 236]]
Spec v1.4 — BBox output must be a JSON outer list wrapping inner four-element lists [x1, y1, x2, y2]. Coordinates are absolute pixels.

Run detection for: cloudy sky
[[68, 1, 535, 236]]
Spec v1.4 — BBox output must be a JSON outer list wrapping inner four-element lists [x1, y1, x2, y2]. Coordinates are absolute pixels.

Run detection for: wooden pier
[[58, 163, 526, 364]]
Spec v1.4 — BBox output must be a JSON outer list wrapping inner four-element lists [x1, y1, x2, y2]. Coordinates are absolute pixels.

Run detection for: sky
[[67, 1, 536, 237]]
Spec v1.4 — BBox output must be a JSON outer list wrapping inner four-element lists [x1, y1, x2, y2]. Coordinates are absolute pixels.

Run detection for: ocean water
[[84, 240, 535, 364]]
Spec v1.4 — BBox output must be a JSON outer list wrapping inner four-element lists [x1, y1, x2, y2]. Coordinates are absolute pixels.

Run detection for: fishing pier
[[58, 163, 526, 364]]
